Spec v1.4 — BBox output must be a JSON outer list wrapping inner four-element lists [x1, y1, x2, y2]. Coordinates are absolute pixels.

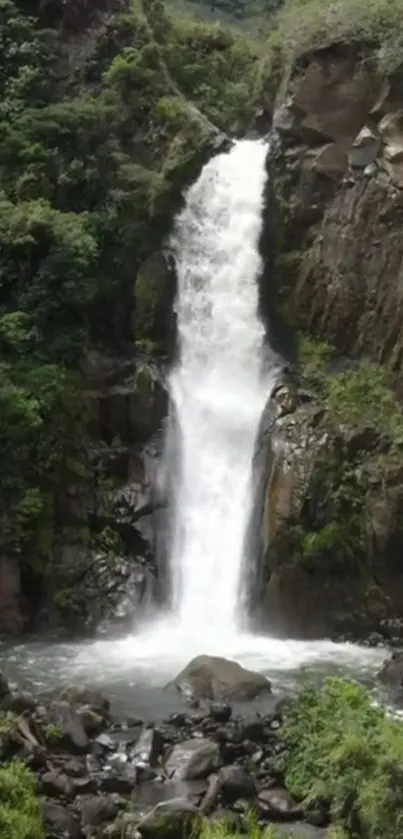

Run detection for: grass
[[280, 677, 403, 839], [0, 761, 44, 839]]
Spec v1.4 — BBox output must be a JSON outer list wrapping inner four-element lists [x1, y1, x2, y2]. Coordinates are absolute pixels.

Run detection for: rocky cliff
[[256, 19, 403, 640]]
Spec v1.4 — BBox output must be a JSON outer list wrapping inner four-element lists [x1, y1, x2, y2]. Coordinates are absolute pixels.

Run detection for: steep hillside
[[0, 0, 262, 634]]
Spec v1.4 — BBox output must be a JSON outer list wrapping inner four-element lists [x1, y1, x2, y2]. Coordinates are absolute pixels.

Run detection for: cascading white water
[[167, 138, 275, 634]]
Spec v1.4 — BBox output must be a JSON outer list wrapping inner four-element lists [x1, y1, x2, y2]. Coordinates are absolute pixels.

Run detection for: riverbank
[[1, 651, 402, 839]]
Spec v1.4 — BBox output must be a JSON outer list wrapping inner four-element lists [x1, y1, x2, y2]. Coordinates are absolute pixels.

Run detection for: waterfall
[[166, 138, 275, 636]]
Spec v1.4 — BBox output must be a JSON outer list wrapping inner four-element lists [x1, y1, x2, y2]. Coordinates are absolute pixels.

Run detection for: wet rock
[[378, 651, 403, 703], [79, 794, 119, 827], [100, 754, 137, 794], [219, 765, 257, 804], [49, 700, 89, 753], [41, 799, 81, 839], [165, 738, 220, 781], [239, 720, 265, 743], [174, 655, 271, 701], [1, 690, 37, 714], [64, 758, 87, 778], [0, 671, 10, 699], [59, 687, 110, 717], [130, 726, 164, 767], [95, 733, 116, 751], [136, 798, 198, 839], [349, 126, 380, 168], [258, 787, 301, 820], [78, 706, 105, 736], [40, 770, 74, 799], [209, 703, 232, 723]]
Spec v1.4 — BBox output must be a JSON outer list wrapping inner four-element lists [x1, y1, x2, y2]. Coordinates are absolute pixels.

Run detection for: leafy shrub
[[270, 0, 403, 75], [0, 761, 44, 839], [327, 363, 403, 442], [281, 677, 403, 839]]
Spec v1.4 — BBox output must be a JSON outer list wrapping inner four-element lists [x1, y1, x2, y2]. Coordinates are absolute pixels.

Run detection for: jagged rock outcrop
[[267, 44, 403, 389], [252, 375, 403, 639]]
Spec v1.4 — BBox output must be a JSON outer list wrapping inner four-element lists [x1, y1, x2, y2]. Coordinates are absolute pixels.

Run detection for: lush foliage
[[300, 336, 403, 442], [0, 0, 262, 587], [268, 0, 403, 75], [281, 678, 403, 839], [0, 761, 44, 839]]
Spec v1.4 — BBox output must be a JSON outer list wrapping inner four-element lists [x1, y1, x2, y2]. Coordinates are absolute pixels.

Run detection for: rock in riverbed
[[173, 655, 271, 701]]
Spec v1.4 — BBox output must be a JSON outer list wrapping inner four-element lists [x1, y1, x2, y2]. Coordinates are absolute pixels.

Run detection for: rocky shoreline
[[1, 651, 401, 839]]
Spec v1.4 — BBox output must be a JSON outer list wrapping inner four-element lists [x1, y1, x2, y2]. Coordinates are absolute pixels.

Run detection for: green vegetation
[[267, 0, 403, 76], [0, 0, 262, 590], [281, 677, 403, 839], [300, 335, 403, 443], [199, 818, 304, 839], [0, 761, 44, 839]]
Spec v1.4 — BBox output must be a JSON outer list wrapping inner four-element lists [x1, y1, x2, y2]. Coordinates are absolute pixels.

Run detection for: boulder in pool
[[173, 655, 271, 701]]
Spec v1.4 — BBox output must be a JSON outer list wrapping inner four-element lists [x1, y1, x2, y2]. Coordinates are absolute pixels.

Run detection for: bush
[[281, 677, 403, 839], [327, 364, 403, 442], [270, 0, 403, 75], [0, 761, 44, 839]]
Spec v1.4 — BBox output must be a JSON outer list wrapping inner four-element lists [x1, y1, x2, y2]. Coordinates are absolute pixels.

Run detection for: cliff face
[[269, 44, 403, 380], [256, 42, 403, 640]]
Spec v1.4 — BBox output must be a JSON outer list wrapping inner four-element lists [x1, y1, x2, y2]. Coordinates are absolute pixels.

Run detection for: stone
[[378, 112, 403, 187], [41, 799, 81, 839], [209, 703, 232, 723], [165, 738, 220, 781], [49, 700, 89, 753], [40, 770, 74, 800], [2, 690, 37, 713], [258, 787, 301, 820], [78, 705, 105, 736], [349, 126, 380, 168], [219, 765, 257, 804], [310, 144, 347, 180], [136, 798, 198, 839], [79, 794, 119, 827], [130, 726, 164, 767], [378, 652, 403, 703], [272, 102, 302, 138], [292, 52, 377, 146], [59, 687, 110, 716], [174, 655, 271, 701], [0, 671, 10, 700]]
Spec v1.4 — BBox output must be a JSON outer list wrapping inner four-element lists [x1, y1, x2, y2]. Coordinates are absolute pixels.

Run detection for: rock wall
[[269, 45, 403, 386], [253, 42, 403, 640]]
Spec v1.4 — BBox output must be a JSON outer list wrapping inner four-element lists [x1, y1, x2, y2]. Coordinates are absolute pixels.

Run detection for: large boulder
[[173, 655, 271, 701]]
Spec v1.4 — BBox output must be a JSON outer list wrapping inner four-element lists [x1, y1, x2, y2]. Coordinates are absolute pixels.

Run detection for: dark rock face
[[378, 652, 403, 703], [173, 656, 271, 701], [0, 555, 23, 635], [267, 44, 403, 388]]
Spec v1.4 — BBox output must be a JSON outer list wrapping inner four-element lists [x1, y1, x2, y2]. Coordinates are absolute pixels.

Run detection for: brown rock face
[[269, 44, 403, 391]]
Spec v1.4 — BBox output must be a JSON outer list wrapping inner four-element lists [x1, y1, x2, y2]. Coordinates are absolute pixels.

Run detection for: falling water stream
[[0, 139, 386, 716]]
